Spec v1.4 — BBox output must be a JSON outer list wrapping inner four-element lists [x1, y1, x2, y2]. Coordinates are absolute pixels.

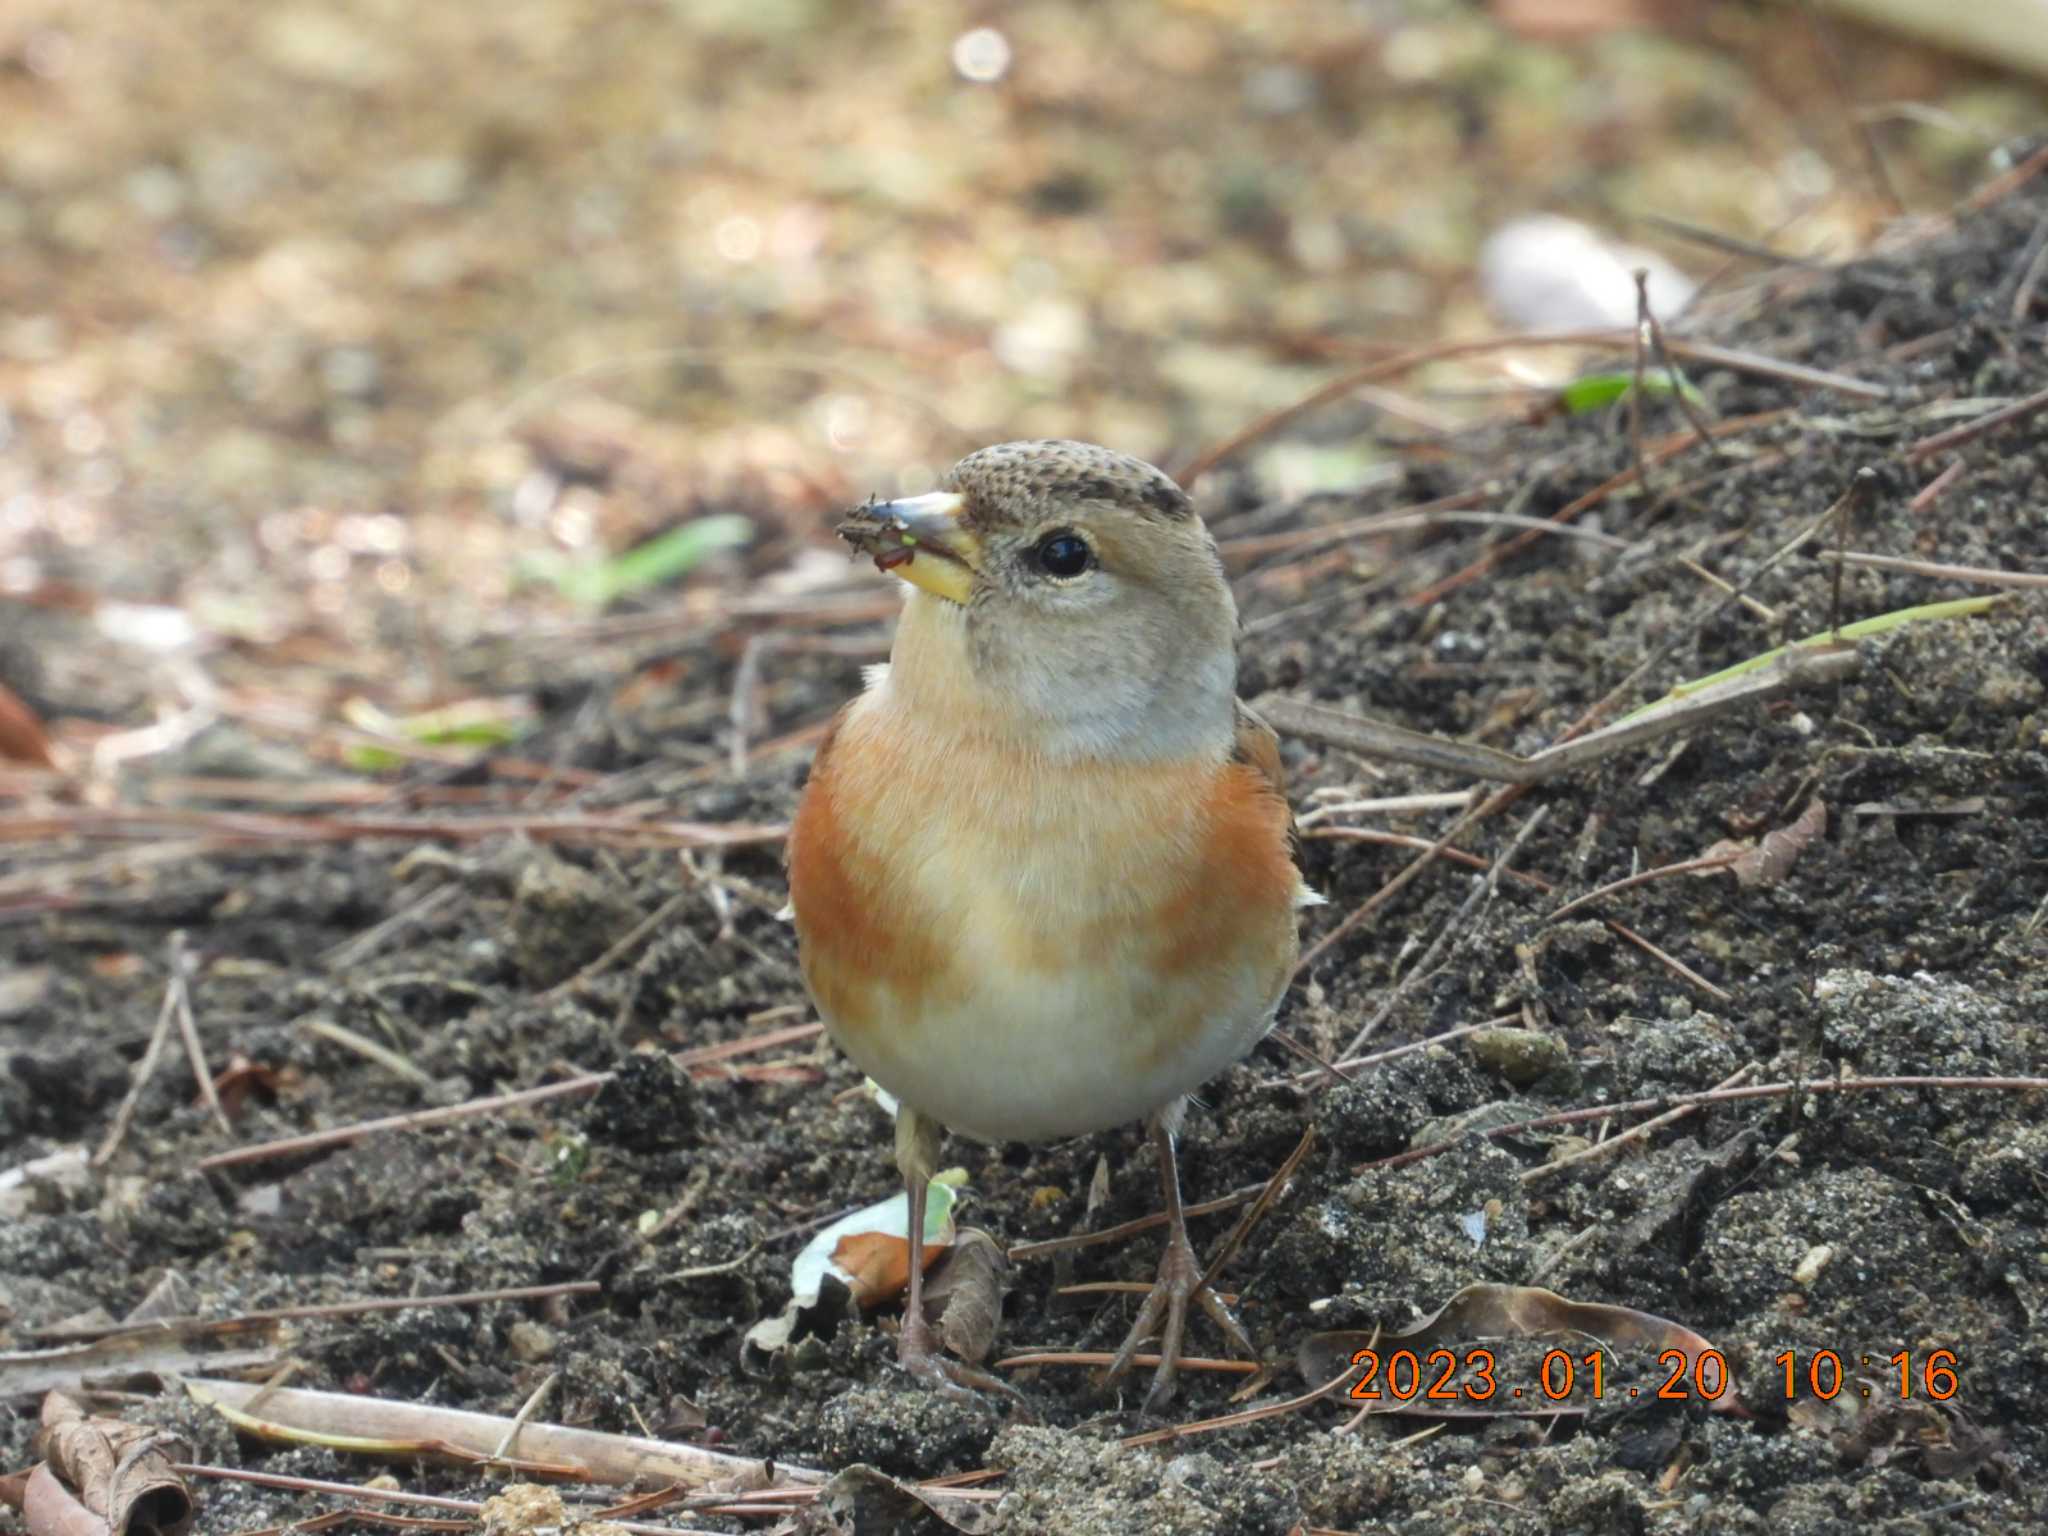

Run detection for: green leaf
[[1559, 368, 1705, 416], [1622, 596, 2001, 721], [340, 696, 533, 770], [525, 514, 754, 610]]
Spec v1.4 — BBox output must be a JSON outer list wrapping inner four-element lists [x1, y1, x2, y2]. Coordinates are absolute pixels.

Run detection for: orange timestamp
[[1347, 1346, 1733, 1405], [1345, 1346, 1963, 1405], [1776, 1350, 1959, 1401]]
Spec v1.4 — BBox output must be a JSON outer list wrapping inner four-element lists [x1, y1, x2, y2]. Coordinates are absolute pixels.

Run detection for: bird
[[786, 439, 1314, 1410]]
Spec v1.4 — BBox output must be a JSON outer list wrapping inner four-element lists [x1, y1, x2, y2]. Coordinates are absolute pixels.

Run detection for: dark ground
[[5, 163, 2048, 1535]]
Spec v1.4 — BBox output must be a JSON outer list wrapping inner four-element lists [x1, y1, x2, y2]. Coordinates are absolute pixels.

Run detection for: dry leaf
[[28, 1391, 194, 1536], [1737, 798, 1826, 887], [0, 680, 56, 768], [921, 1228, 1006, 1365], [1298, 1281, 1746, 1415], [1699, 799, 1826, 889], [819, 1464, 993, 1535]]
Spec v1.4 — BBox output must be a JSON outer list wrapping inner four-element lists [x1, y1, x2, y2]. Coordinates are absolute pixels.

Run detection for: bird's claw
[[897, 1313, 1029, 1410], [1102, 1229, 1258, 1414]]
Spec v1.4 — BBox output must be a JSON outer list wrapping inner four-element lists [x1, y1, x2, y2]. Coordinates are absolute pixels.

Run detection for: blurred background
[[1, 0, 2043, 730]]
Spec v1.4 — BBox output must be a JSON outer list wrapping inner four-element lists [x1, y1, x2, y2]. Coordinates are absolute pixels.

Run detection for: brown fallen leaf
[[1298, 1281, 1747, 1416], [921, 1228, 1006, 1365], [1699, 797, 1827, 889], [819, 1464, 993, 1535], [28, 1391, 194, 1536], [0, 680, 56, 768]]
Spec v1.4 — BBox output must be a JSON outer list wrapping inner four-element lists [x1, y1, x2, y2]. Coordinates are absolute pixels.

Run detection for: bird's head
[[839, 440, 1238, 760]]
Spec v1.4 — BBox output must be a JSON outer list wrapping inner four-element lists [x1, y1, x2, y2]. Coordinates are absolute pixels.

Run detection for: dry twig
[[1372, 1073, 2048, 1174]]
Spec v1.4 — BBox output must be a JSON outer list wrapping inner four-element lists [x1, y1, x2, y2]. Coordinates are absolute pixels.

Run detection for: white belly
[[831, 940, 1282, 1143], [821, 836, 1289, 1142]]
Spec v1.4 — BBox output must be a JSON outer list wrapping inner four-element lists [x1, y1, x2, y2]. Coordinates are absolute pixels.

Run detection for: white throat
[[876, 590, 1238, 765]]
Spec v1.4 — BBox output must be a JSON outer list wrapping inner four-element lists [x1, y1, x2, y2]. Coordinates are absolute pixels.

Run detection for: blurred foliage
[[0, 0, 2038, 691]]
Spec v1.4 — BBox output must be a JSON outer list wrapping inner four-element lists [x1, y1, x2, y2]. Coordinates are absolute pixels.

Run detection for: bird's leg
[[892, 1105, 1021, 1403], [1103, 1109, 1259, 1412], [894, 1105, 950, 1383]]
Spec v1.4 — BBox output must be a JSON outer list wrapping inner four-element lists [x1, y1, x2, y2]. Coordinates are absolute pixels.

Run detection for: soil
[[6, 98, 2048, 1536]]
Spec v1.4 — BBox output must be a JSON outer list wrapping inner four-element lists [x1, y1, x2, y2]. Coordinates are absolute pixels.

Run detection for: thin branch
[[1405, 409, 1796, 610], [320, 885, 462, 972], [1008, 1183, 1266, 1261], [1335, 807, 1548, 1061], [175, 1465, 734, 1536], [1195, 1124, 1318, 1297], [2006, 210, 2048, 322], [1905, 382, 2048, 461], [1907, 459, 1966, 513], [1605, 921, 1733, 1003], [1176, 327, 1878, 484], [1630, 270, 1651, 497], [535, 890, 693, 1004], [195, 1023, 821, 1171], [1522, 1065, 1757, 1185], [996, 1351, 1259, 1375], [1293, 787, 1516, 977], [33, 1282, 602, 1343], [1256, 639, 1860, 791], [1119, 1367, 1368, 1450], [1818, 551, 2048, 591], [1636, 269, 1721, 452], [1269, 1014, 1517, 1090], [3, 804, 787, 854], [1369, 1073, 2048, 1173], [1296, 792, 1474, 827], [1955, 139, 2048, 217], [1215, 489, 1489, 562], [93, 964, 184, 1167], [164, 934, 230, 1135], [1546, 854, 1743, 922]]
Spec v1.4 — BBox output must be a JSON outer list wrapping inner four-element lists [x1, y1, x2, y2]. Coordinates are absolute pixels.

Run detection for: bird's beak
[[838, 491, 980, 605]]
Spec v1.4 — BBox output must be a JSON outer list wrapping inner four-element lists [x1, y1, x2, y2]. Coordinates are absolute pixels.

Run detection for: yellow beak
[[843, 491, 980, 605]]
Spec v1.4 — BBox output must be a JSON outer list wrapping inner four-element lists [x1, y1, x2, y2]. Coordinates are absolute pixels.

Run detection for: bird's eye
[[1034, 532, 1092, 578]]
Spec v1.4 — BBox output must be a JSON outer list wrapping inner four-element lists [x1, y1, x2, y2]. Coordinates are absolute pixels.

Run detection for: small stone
[[1791, 1244, 1834, 1288], [478, 1483, 563, 1534], [1467, 1026, 1569, 1087], [506, 1320, 557, 1363]]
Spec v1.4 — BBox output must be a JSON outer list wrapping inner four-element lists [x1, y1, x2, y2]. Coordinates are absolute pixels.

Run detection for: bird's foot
[[1102, 1226, 1258, 1414], [897, 1310, 1027, 1408]]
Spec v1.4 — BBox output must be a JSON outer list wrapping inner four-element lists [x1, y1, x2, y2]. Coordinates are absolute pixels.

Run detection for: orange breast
[[787, 695, 1302, 1141], [785, 710, 960, 1038]]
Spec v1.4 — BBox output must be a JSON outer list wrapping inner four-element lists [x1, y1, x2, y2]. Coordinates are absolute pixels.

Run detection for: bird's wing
[[1230, 696, 1286, 799], [1232, 696, 1314, 882]]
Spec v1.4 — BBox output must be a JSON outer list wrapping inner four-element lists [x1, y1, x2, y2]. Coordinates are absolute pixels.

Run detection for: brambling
[[787, 439, 1313, 1409]]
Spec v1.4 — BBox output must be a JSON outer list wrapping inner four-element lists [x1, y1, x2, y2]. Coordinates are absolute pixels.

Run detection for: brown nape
[[945, 439, 1192, 526]]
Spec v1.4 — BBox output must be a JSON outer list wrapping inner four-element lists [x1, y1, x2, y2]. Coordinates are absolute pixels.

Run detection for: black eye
[[1034, 532, 1091, 578]]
